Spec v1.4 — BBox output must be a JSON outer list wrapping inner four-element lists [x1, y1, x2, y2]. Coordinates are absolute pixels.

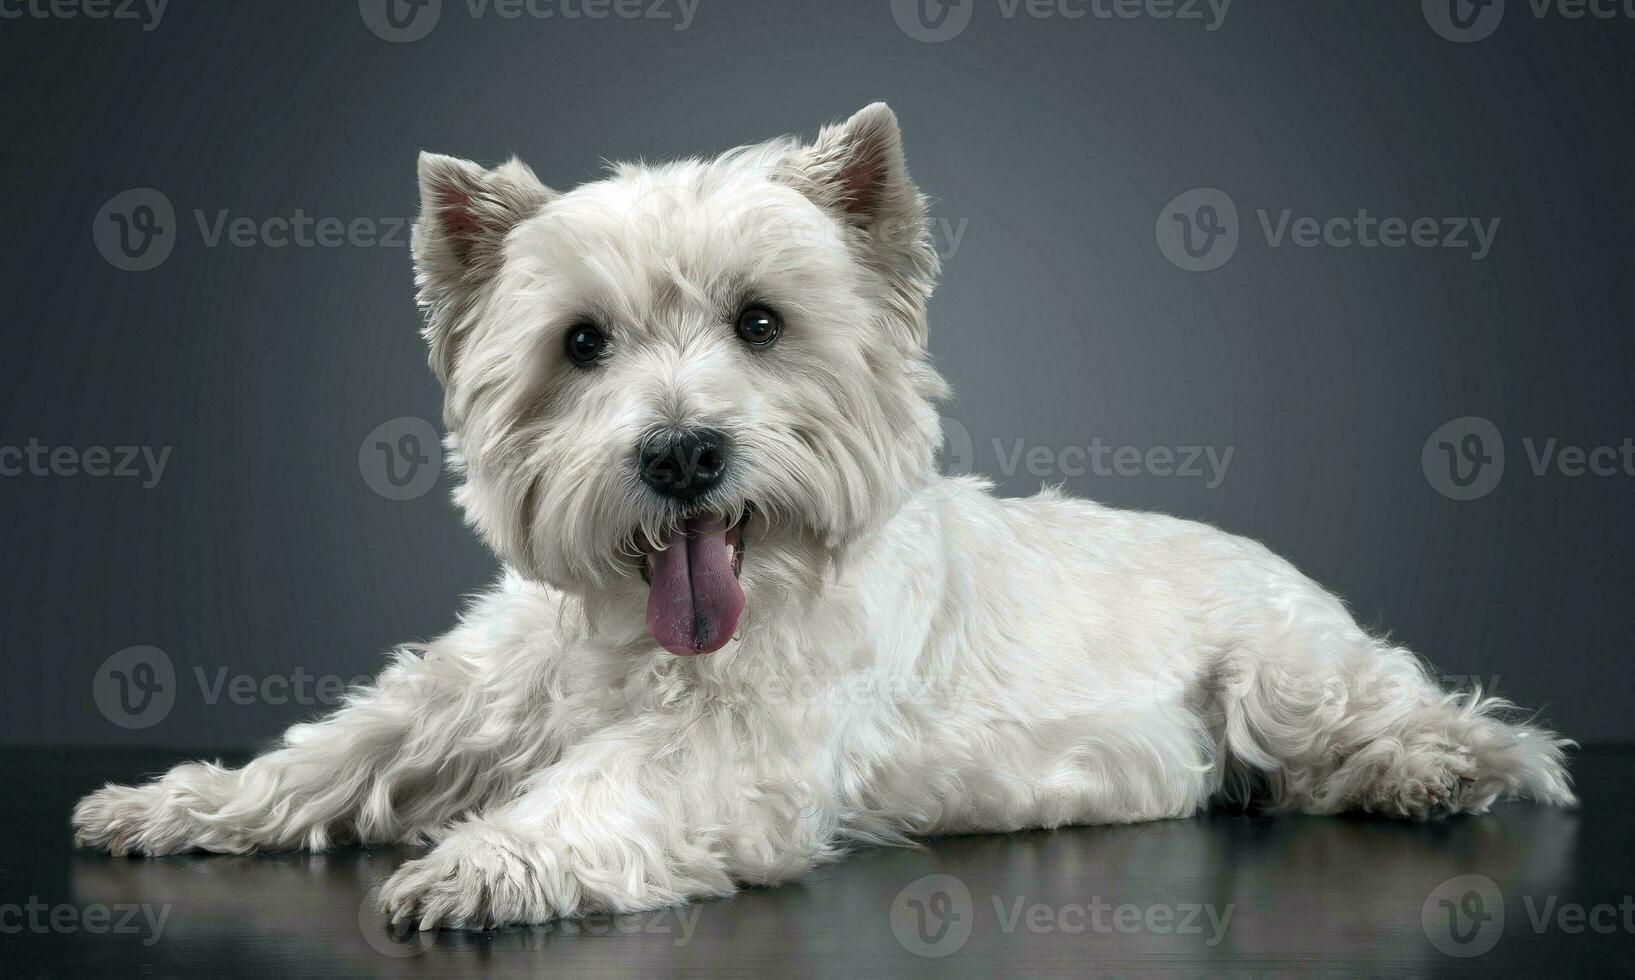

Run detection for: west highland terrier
[[74, 104, 1575, 930]]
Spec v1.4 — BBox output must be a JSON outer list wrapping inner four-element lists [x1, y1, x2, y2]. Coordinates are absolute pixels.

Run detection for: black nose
[[638, 429, 730, 502]]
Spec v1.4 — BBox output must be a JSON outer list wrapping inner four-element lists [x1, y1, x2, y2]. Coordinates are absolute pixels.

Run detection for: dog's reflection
[[70, 846, 772, 974], [71, 807, 1579, 973]]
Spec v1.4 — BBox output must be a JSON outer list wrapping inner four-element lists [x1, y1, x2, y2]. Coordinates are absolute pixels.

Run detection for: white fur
[[73, 104, 1575, 931]]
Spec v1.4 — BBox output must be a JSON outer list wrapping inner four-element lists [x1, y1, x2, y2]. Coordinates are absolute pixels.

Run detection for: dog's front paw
[[73, 764, 263, 856], [378, 822, 557, 930], [74, 783, 200, 856]]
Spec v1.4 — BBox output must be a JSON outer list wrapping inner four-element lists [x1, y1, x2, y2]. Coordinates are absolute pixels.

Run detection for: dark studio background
[[1, 0, 1631, 755]]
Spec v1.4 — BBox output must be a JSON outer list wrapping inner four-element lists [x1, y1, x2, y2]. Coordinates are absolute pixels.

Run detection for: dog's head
[[412, 105, 947, 657]]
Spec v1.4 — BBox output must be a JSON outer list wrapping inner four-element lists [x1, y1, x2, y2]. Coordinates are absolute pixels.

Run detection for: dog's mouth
[[637, 503, 752, 656]]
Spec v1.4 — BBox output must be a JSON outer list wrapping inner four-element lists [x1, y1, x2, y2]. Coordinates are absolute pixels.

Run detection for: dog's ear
[[794, 104, 938, 337], [800, 103, 917, 227], [413, 152, 554, 383]]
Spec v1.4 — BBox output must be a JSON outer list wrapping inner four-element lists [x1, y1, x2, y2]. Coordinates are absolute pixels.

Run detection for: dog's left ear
[[794, 104, 939, 325], [414, 152, 556, 383], [800, 103, 916, 224]]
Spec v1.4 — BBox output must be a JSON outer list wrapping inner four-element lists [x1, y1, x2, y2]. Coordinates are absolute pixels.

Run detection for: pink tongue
[[644, 516, 744, 656]]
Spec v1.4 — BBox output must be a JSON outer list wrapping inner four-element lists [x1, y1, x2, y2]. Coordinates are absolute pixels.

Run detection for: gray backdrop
[[1, 0, 1630, 748]]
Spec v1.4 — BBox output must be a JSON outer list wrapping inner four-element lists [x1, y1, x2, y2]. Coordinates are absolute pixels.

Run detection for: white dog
[[73, 105, 1575, 931]]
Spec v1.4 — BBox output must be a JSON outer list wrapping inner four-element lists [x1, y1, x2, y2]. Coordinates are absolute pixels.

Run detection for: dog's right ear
[[413, 152, 554, 383]]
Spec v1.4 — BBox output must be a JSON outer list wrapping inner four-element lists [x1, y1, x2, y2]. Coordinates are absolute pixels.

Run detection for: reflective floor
[[2, 748, 1631, 977]]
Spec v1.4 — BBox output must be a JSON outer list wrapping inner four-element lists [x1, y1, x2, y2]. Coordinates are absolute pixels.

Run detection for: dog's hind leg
[[1209, 607, 1576, 819], [73, 582, 567, 855]]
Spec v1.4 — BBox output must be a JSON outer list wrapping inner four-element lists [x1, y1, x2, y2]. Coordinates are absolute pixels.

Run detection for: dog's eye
[[565, 323, 606, 366], [735, 306, 781, 348]]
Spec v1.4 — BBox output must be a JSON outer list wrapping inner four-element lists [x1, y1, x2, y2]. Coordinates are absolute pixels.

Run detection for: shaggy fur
[[73, 104, 1575, 931]]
